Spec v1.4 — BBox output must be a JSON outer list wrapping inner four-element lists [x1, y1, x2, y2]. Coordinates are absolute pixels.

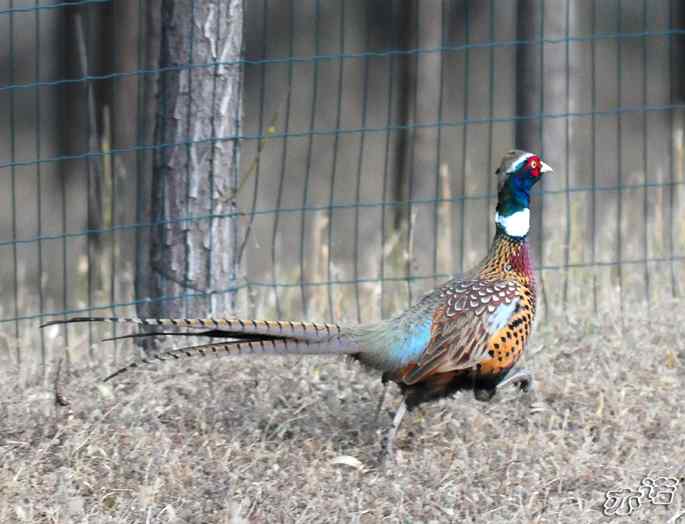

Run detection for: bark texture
[[144, 0, 243, 318]]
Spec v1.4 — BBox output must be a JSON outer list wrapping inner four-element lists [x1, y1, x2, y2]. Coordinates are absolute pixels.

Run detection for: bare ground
[[2, 301, 685, 523]]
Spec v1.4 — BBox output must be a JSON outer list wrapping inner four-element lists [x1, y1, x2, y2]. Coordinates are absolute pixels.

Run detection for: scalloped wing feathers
[[401, 280, 520, 385]]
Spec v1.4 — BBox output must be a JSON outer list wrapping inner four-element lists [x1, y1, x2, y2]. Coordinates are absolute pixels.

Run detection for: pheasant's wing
[[402, 279, 520, 385]]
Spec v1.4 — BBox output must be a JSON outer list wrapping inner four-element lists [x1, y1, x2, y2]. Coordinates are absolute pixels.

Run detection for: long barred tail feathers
[[41, 316, 343, 341], [100, 330, 284, 343], [103, 336, 360, 382], [41, 315, 363, 382]]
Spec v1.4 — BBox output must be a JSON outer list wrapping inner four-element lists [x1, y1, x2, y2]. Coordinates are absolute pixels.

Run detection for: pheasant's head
[[494, 149, 553, 238]]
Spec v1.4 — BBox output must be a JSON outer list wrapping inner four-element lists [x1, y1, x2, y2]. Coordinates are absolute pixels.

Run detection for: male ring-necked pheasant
[[42, 149, 552, 459]]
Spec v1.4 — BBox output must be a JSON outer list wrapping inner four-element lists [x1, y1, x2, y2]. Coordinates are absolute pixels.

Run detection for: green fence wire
[[1, 0, 684, 379]]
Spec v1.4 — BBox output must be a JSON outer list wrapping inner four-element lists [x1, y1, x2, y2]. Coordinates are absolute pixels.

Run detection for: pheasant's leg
[[373, 380, 389, 424], [498, 367, 534, 392], [381, 400, 407, 463]]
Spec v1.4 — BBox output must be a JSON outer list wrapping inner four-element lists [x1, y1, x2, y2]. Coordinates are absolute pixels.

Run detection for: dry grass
[[2, 299, 685, 523]]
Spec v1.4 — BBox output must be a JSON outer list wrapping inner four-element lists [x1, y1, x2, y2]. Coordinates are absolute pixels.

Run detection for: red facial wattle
[[527, 156, 541, 177]]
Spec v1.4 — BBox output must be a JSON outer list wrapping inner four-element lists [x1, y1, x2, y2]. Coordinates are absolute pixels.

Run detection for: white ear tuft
[[506, 153, 534, 174]]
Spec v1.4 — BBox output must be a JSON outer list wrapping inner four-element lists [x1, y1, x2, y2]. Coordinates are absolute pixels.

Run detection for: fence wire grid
[[1, 0, 684, 380]]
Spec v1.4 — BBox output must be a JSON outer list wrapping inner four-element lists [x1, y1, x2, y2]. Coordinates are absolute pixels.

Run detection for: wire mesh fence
[[1, 0, 684, 382]]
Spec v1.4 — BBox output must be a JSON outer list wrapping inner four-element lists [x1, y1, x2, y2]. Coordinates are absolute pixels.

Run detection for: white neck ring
[[495, 208, 530, 237]]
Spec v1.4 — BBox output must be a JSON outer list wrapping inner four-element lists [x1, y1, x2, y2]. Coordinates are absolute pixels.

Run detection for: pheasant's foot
[[498, 367, 534, 393], [474, 387, 497, 402]]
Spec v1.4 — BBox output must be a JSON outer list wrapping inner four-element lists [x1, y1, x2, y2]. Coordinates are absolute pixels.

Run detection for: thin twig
[[236, 90, 292, 266], [233, 89, 291, 200]]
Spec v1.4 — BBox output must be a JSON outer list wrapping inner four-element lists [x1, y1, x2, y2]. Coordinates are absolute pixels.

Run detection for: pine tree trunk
[[515, 0, 568, 315], [141, 0, 243, 319], [673, 0, 685, 297], [515, 0, 544, 254], [389, 1, 443, 304]]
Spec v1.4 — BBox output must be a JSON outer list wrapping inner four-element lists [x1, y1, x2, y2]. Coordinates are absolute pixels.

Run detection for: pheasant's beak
[[540, 161, 553, 174]]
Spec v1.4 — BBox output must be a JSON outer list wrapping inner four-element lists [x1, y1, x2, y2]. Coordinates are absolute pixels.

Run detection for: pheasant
[[42, 149, 552, 460]]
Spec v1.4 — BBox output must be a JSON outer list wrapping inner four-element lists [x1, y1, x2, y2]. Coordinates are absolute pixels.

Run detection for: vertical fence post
[[138, 0, 243, 319]]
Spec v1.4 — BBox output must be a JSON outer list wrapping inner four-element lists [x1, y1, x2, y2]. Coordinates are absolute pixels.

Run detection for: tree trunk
[[391, 0, 415, 234], [673, 0, 685, 297], [515, 0, 567, 316], [515, 0, 544, 250], [404, 1, 443, 299], [388, 1, 443, 305], [134, 0, 162, 318], [108, 0, 142, 288], [142, 0, 243, 319]]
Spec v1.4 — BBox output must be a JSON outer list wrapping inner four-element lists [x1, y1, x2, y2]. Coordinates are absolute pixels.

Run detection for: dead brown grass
[[2, 300, 685, 523]]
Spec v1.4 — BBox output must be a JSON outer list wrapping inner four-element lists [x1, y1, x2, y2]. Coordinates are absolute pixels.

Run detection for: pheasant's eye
[[530, 160, 537, 169]]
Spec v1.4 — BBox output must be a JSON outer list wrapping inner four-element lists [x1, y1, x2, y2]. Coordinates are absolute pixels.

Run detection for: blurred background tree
[[0, 1, 683, 374]]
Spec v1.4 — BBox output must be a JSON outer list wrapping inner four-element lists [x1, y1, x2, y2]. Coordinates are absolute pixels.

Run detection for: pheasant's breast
[[477, 286, 535, 376]]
